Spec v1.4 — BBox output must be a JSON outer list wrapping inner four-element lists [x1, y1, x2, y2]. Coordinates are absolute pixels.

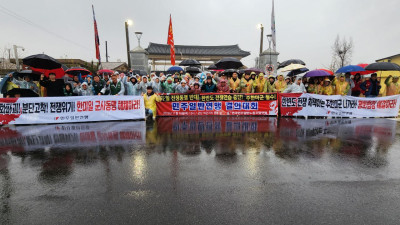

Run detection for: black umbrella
[[23, 54, 61, 70], [287, 68, 309, 77], [179, 59, 201, 67], [65, 67, 91, 77], [186, 67, 202, 73], [277, 59, 306, 69], [7, 88, 39, 97], [364, 62, 400, 71], [13, 70, 42, 81], [207, 64, 218, 70], [215, 57, 244, 69]]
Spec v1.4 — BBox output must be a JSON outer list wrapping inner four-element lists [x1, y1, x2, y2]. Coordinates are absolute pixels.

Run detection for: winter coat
[[92, 80, 107, 95], [106, 81, 125, 95], [201, 83, 217, 93], [40, 79, 65, 97], [360, 79, 381, 97]]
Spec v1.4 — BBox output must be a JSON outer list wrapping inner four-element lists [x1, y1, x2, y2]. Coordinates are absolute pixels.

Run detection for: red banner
[[157, 93, 278, 116]]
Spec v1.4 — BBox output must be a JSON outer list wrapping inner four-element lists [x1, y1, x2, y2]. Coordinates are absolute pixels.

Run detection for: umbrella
[[167, 66, 184, 72], [335, 65, 365, 74], [215, 57, 244, 69], [7, 88, 39, 98], [364, 62, 400, 71], [179, 59, 201, 67], [287, 68, 309, 77], [277, 59, 306, 69], [186, 67, 202, 73], [31, 67, 65, 79], [350, 64, 376, 75], [0, 76, 10, 94], [244, 68, 264, 74], [22, 54, 61, 70], [304, 70, 333, 78], [281, 64, 306, 72], [98, 69, 114, 75], [317, 69, 334, 75], [13, 70, 42, 81], [65, 67, 91, 78], [207, 64, 218, 70]]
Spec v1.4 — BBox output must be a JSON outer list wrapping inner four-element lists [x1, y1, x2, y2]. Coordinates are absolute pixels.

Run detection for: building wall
[[376, 56, 400, 96]]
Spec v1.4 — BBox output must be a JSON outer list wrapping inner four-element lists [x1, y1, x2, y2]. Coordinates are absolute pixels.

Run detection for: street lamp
[[13, 45, 25, 72], [125, 20, 133, 69], [257, 24, 264, 55], [134, 31, 143, 47]]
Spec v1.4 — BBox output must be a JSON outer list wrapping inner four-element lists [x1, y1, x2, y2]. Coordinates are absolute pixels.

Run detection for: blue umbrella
[[167, 66, 183, 72], [336, 65, 365, 74]]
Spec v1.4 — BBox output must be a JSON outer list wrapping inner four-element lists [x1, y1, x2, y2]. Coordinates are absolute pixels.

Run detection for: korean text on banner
[[0, 96, 145, 125]]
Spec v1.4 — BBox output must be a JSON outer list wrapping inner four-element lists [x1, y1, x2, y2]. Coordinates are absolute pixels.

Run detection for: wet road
[[1, 117, 400, 224]]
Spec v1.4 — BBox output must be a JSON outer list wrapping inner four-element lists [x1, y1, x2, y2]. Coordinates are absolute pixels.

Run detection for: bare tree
[[330, 35, 353, 72]]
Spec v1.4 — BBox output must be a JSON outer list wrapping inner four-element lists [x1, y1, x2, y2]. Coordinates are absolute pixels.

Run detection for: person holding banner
[[187, 82, 202, 94], [106, 74, 125, 96], [240, 73, 253, 93], [137, 76, 152, 94], [274, 75, 287, 93], [217, 79, 230, 93], [175, 80, 189, 93], [229, 72, 241, 93], [73, 82, 93, 96], [332, 75, 350, 96], [282, 77, 306, 93], [202, 76, 217, 93], [321, 79, 334, 95], [385, 75, 400, 96], [9, 74, 39, 94], [253, 73, 267, 93], [92, 75, 107, 95], [143, 86, 161, 120], [161, 77, 176, 93], [360, 73, 381, 98], [122, 75, 140, 96]]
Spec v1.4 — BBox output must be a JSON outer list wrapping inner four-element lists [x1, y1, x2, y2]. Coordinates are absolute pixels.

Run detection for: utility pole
[[105, 41, 109, 62], [125, 20, 133, 69]]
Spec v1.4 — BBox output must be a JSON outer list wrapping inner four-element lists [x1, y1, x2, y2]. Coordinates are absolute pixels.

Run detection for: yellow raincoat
[[274, 75, 287, 93], [229, 77, 241, 92], [321, 85, 334, 95], [385, 76, 400, 96], [143, 93, 161, 119], [253, 74, 267, 93], [332, 78, 350, 96], [240, 78, 253, 93]]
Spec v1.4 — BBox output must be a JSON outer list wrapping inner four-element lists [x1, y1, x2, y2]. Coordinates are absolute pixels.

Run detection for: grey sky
[[1, 0, 399, 70]]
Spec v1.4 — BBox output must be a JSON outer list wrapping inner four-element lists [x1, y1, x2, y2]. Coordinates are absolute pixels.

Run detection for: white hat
[[181, 80, 187, 84], [82, 82, 88, 86], [114, 71, 119, 75]]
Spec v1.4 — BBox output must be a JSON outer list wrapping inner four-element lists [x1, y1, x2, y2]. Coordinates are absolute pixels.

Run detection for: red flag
[[167, 14, 175, 66], [92, 5, 101, 63]]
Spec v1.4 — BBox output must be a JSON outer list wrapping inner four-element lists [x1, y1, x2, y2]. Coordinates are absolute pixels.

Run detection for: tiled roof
[[145, 43, 250, 57]]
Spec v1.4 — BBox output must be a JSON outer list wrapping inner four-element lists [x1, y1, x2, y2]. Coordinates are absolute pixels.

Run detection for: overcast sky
[[1, 0, 399, 70]]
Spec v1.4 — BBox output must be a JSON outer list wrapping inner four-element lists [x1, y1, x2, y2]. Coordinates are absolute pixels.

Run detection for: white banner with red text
[[279, 93, 400, 118], [0, 96, 145, 125]]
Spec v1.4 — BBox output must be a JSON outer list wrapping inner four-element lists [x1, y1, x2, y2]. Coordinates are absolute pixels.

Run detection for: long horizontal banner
[[157, 93, 278, 116], [0, 96, 145, 125], [0, 121, 146, 153], [279, 93, 400, 118]]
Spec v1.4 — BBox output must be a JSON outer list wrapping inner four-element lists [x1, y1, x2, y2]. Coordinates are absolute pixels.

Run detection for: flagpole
[[92, 5, 101, 69]]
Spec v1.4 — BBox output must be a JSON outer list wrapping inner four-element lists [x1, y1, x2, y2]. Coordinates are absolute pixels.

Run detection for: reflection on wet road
[[1, 117, 400, 224]]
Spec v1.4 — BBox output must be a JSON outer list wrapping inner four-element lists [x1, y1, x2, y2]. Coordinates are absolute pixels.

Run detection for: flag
[[92, 5, 101, 64], [271, 0, 276, 51], [167, 14, 176, 66]]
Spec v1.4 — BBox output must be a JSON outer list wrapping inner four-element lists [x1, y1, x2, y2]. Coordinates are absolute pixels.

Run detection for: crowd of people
[[5, 69, 400, 118]]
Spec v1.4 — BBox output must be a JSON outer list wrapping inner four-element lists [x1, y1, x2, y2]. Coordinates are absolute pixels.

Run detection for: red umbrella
[[31, 67, 66, 79], [351, 64, 377, 75], [98, 69, 114, 75], [317, 69, 334, 75], [65, 67, 91, 78]]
